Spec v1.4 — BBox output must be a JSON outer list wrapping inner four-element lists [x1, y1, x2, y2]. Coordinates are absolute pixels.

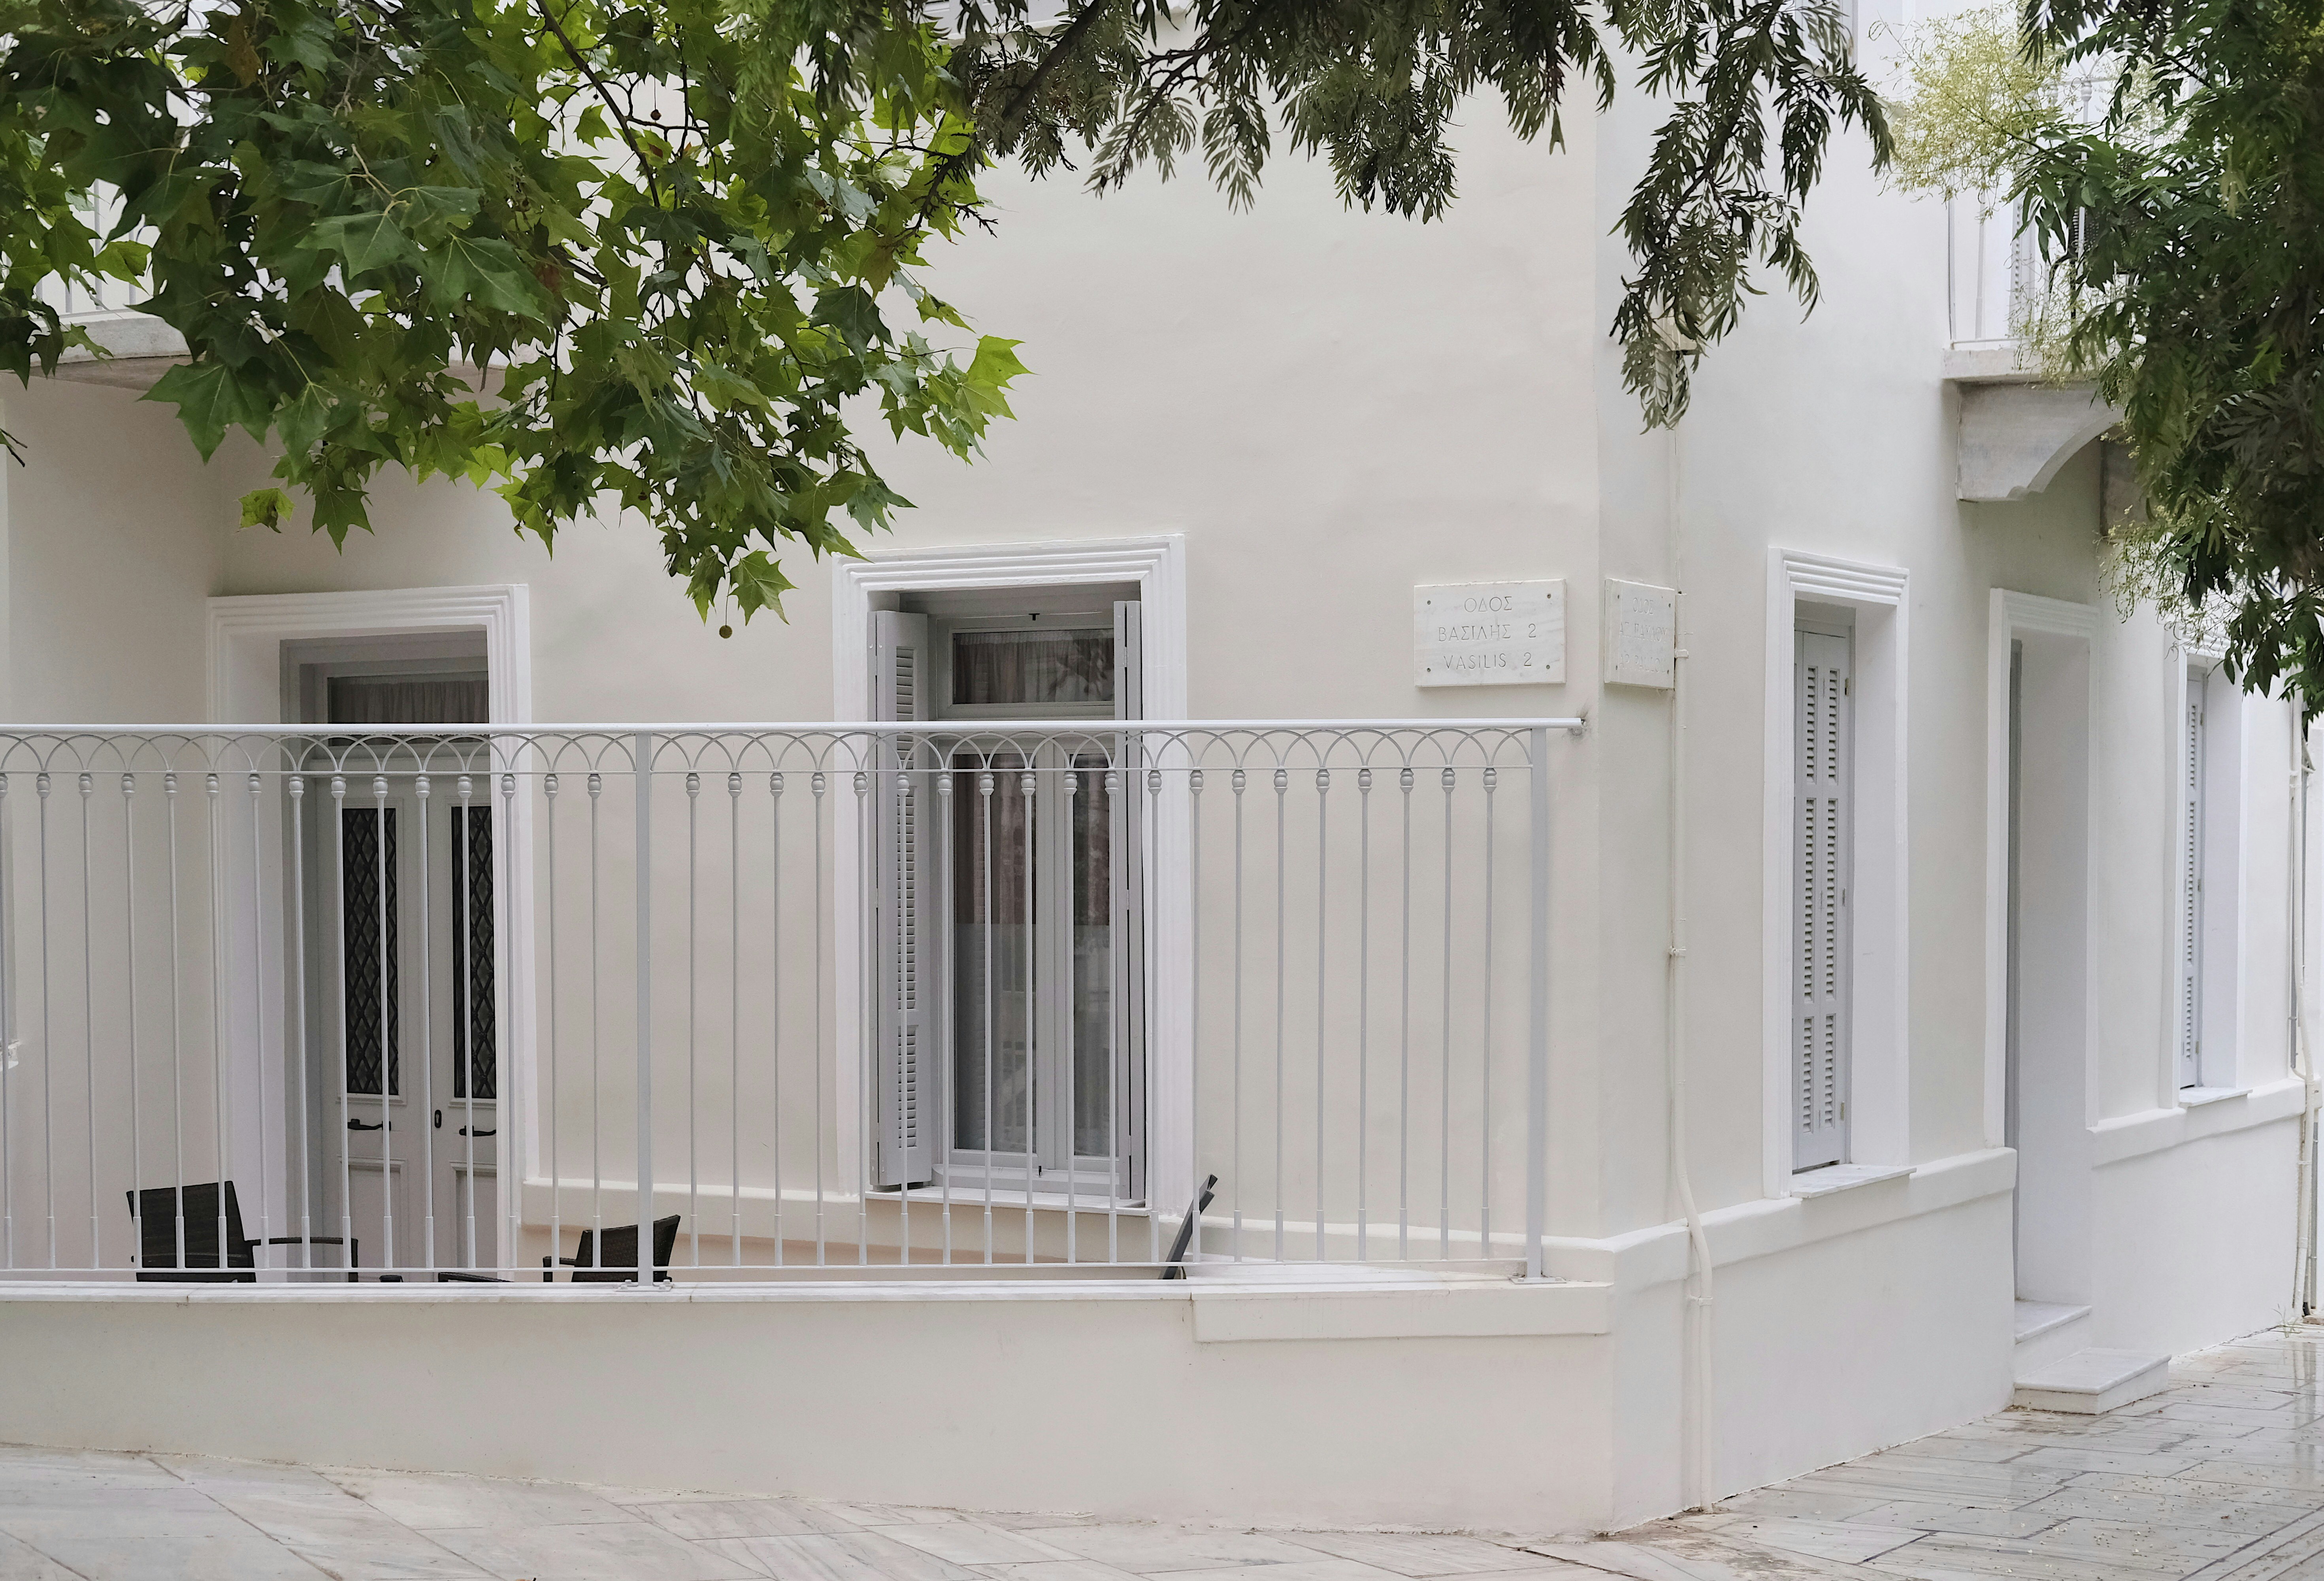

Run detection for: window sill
[[1789, 1163, 1914, 1200], [2179, 1086, 2250, 1109]]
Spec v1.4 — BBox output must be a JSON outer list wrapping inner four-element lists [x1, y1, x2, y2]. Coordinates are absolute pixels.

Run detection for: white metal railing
[[0, 723, 1574, 1286]]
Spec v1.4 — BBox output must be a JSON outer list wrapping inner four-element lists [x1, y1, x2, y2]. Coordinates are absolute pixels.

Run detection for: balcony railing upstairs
[[0, 722, 1574, 1287]]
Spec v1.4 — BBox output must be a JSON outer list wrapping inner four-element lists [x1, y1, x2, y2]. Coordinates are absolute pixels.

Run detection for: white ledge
[[1787, 1163, 1915, 1199], [2091, 1074, 2307, 1166], [2178, 1085, 2250, 1108]]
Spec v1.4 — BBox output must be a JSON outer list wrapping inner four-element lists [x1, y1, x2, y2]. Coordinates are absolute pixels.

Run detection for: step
[[2012, 1347, 2171, 1414], [2012, 1300, 2093, 1373]]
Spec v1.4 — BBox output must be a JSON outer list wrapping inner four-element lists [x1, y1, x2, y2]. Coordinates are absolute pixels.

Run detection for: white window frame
[[205, 585, 533, 1267], [1764, 550, 1909, 1196], [2175, 648, 2245, 1096], [833, 536, 1191, 1216]]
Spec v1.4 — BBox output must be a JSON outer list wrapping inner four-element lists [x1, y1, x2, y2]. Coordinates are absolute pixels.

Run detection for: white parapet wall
[[0, 1276, 1628, 1536]]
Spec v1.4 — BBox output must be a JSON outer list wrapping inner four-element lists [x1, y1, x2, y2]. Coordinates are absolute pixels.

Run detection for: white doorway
[[291, 649, 500, 1276]]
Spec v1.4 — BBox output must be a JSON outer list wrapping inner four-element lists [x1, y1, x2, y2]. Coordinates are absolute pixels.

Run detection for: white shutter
[[2178, 676, 2205, 1089], [871, 610, 937, 1187], [1111, 601, 1148, 1200], [1793, 630, 1852, 1171]]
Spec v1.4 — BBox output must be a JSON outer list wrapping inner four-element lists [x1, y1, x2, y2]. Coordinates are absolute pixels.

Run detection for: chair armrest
[[258, 1235, 360, 1282]]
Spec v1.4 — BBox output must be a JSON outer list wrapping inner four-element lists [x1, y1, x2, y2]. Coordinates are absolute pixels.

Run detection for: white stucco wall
[[0, 49, 2309, 1528]]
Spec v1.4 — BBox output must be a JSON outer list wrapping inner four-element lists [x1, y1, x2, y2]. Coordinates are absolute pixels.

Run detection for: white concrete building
[[0, 14, 2312, 1539]]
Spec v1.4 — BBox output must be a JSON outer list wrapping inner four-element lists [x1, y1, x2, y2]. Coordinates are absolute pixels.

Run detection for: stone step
[[2012, 1346, 2171, 1414], [2012, 1300, 2093, 1373]]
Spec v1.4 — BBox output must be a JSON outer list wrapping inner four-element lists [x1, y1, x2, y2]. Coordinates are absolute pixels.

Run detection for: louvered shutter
[[2178, 677, 2205, 1088], [871, 610, 937, 1187], [1111, 601, 1148, 1200], [1793, 630, 1852, 1171]]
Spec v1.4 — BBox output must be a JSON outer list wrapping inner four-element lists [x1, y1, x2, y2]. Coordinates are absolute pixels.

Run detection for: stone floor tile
[[15, 1529, 336, 1581], [1689, 1515, 1923, 1564], [2016, 1481, 2302, 1538], [428, 1519, 763, 1580], [2021, 1515, 2251, 1567], [1155, 1560, 1408, 1581], [818, 1504, 968, 1527], [874, 1521, 1088, 1566], [1708, 1486, 1896, 1523], [968, 1561, 1148, 1581], [640, 1499, 867, 1540], [701, 1530, 990, 1581], [1519, 1540, 1764, 1580], [2145, 1404, 2305, 1430], [2007, 1446, 2204, 1477], [0, 1530, 78, 1581], [1270, 1530, 1536, 1576], [1855, 1529, 2179, 1580], [1782, 1466, 2068, 1511], [1019, 1525, 1329, 1573], [0, 1449, 179, 1490], [2176, 1458, 2324, 1493], [1870, 1438, 2032, 1466], [1840, 1501, 2065, 1538], [971, 1513, 1106, 1532], [323, 1468, 637, 1530]]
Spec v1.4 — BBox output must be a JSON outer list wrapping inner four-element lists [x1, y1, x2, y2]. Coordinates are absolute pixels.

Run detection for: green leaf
[[302, 212, 416, 279], [239, 487, 294, 530], [144, 362, 274, 460]]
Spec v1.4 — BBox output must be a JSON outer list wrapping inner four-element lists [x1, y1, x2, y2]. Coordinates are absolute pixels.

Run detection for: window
[[1794, 611, 1854, 1171], [869, 599, 1148, 1202], [2179, 662, 2241, 1090]]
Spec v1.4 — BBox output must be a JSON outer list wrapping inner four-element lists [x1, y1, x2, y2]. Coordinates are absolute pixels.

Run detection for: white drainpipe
[[1667, 424, 1716, 1511]]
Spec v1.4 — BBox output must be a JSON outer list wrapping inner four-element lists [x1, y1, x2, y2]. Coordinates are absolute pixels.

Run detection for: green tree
[[1888, 0, 2324, 707], [1, 0, 1885, 623]]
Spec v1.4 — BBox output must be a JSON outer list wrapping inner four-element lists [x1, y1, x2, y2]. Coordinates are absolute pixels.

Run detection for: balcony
[[0, 721, 1573, 1287]]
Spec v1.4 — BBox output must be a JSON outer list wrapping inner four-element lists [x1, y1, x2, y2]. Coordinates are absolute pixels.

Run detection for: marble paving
[[6, 1329, 2324, 1580]]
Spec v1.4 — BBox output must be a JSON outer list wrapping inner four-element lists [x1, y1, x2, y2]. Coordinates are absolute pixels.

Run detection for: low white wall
[[0, 1279, 1625, 1535], [2092, 1090, 2304, 1356]]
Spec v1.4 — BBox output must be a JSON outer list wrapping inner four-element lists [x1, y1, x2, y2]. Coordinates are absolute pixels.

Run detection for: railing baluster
[[1315, 765, 1329, 1261], [1357, 766, 1371, 1263], [635, 735, 655, 1286], [417, 771, 434, 1273], [290, 775, 311, 1272]]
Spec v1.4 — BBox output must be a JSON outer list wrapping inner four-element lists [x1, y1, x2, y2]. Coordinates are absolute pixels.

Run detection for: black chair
[[1160, 1175, 1218, 1280], [127, 1182, 357, 1283], [543, 1215, 680, 1283]]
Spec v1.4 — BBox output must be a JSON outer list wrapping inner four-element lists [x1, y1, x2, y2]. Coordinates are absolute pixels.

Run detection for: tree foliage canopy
[[1889, 0, 2324, 708], [1, 0, 1885, 620]]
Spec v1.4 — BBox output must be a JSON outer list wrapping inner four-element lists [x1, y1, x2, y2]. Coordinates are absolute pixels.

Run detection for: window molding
[[204, 585, 534, 1264], [1764, 550, 1909, 1198], [831, 537, 1191, 1211], [1983, 592, 2098, 1149]]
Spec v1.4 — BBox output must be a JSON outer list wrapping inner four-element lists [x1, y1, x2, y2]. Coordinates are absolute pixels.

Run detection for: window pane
[[952, 630, 1113, 707], [953, 753, 1033, 1156], [1071, 757, 1112, 1161], [450, 806, 496, 1100], [342, 807, 400, 1096]]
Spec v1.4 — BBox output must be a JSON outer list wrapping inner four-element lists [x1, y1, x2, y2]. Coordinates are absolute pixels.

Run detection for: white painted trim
[[204, 585, 535, 1270], [2090, 1073, 2306, 1165], [831, 537, 1192, 1208], [207, 585, 533, 727], [1765, 550, 1910, 1197], [1983, 592, 2098, 1149]]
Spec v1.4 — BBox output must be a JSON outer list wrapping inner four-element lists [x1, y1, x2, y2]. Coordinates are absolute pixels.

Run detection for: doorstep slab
[[2012, 1347, 2171, 1414]]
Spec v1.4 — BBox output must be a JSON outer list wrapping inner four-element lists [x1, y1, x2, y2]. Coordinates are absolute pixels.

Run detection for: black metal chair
[[543, 1215, 680, 1283], [127, 1181, 357, 1282]]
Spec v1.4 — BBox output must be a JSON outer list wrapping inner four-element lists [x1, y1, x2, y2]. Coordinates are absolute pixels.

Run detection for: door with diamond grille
[[305, 775, 500, 1276]]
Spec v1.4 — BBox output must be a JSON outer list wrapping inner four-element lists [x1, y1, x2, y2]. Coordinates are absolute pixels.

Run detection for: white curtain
[[326, 674, 490, 725]]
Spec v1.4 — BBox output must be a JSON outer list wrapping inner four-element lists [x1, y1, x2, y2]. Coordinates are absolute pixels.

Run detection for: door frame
[[206, 585, 532, 1273]]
